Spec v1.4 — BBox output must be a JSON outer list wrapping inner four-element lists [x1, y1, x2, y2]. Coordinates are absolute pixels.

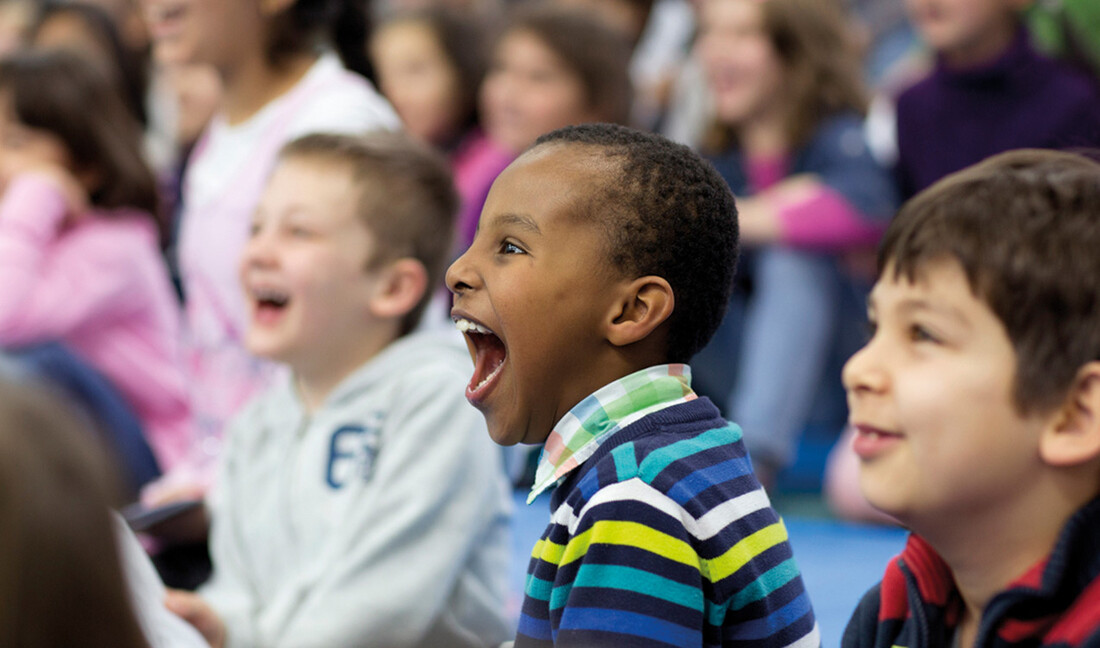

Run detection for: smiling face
[[445, 144, 629, 445], [480, 30, 593, 154], [371, 20, 464, 146], [843, 258, 1057, 527], [240, 156, 390, 383], [695, 0, 785, 129]]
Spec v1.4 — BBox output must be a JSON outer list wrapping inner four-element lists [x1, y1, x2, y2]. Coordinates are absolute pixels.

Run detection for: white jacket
[[201, 331, 512, 648]]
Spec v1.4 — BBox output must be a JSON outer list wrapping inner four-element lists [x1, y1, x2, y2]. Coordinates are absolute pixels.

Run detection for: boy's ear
[[604, 275, 674, 347], [366, 258, 428, 321], [1040, 362, 1100, 467]]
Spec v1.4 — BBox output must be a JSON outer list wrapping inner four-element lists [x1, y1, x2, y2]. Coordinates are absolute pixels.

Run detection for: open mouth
[[453, 317, 506, 401], [251, 287, 291, 325]]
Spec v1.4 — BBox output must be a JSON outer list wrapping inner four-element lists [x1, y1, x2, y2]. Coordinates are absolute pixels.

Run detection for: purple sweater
[[896, 27, 1100, 198]]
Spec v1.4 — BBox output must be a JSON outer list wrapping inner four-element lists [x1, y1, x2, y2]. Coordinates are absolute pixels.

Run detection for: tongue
[[470, 334, 506, 390]]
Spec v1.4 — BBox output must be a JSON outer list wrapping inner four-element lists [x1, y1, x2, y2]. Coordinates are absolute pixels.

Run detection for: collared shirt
[[527, 364, 696, 503]]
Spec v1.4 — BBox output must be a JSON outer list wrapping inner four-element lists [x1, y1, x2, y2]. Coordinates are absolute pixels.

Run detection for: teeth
[[474, 357, 505, 390], [253, 287, 289, 306], [453, 318, 493, 335]]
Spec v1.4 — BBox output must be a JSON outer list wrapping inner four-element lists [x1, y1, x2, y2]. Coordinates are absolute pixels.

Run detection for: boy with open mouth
[[447, 123, 819, 647]]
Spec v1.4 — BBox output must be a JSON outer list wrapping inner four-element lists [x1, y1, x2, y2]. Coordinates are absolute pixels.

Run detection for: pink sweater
[[0, 175, 193, 470]]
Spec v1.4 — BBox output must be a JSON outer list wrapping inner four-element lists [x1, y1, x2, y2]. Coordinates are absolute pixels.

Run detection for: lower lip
[[852, 428, 903, 460], [253, 304, 285, 326], [465, 360, 504, 406]]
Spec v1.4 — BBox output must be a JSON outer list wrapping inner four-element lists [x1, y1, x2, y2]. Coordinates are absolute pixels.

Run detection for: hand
[[735, 196, 781, 244], [165, 590, 227, 648], [21, 165, 89, 223]]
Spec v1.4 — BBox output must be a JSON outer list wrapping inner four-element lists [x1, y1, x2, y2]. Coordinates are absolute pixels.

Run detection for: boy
[[895, 0, 1100, 198], [842, 149, 1100, 647], [166, 132, 513, 648], [447, 123, 819, 647]]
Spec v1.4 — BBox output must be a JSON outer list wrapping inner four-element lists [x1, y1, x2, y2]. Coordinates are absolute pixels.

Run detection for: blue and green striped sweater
[[516, 397, 820, 647]]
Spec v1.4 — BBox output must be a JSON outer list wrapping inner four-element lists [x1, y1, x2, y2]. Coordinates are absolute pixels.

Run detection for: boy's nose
[[241, 229, 277, 269], [445, 250, 476, 296], [842, 340, 887, 396]]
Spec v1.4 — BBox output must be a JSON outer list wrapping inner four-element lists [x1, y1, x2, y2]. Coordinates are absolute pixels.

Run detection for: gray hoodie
[[201, 330, 512, 648]]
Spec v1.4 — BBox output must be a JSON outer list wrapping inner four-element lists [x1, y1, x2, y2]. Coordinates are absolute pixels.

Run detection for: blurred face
[[480, 30, 594, 154], [0, 98, 73, 193], [371, 21, 464, 145], [696, 0, 785, 128], [240, 157, 384, 379], [140, 0, 261, 67], [842, 259, 1053, 528], [905, 0, 1024, 65], [445, 145, 625, 445]]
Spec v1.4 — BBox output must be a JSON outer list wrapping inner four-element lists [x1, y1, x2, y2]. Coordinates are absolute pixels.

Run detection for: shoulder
[[285, 56, 400, 138], [841, 582, 886, 648]]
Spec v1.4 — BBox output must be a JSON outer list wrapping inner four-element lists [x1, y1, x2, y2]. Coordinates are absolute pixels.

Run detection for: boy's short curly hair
[[881, 148, 1100, 414], [533, 123, 739, 362]]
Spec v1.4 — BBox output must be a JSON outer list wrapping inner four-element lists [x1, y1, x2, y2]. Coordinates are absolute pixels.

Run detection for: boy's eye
[[908, 324, 939, 344], [499, 240, 525, 255]]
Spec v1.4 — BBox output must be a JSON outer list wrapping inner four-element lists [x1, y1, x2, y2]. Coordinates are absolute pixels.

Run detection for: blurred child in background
[[166, 132, 511, 648], [139, 0, 399, 500], [371, 6, 493, 255], [692, 0, 897, 486], [0, 51, 190, 485], [894, 0, 1100, 199]]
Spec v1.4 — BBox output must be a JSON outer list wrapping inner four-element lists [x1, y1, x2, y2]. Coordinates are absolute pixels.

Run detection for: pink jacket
[[0, 175, 193, 470]]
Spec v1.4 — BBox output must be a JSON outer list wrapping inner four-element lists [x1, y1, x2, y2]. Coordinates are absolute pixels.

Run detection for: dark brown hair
[[268, 0, 373, 80], [880, 148, 1100, 414], [504, 4, 634, 126], [0, 50, 161, 229], [0, 380, 149, 648], [32, 1, 150, 126], [279, 131, 459, 334], [704, 0, 867, 152]]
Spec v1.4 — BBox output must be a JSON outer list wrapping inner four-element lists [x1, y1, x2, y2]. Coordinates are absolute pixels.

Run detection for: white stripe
[[558, 478, 772, 541], [783, 622, 821, 648]]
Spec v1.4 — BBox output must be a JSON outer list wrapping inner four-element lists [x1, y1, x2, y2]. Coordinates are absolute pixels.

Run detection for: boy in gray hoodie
[[165, 132, 512, 648]]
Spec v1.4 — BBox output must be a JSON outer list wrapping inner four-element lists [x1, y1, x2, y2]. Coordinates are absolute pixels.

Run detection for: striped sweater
[[516, 396, 820, 647], [843, 497, 1100, 648]]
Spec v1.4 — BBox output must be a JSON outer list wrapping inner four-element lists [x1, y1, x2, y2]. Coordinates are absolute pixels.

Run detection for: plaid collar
[[527, 364, 697, 503]]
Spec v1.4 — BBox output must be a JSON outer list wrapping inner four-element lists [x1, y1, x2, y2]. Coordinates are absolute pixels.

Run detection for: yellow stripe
[[531, 537, 567, 565], [560, 520, 700, 569], [706, 521, 788, 582]]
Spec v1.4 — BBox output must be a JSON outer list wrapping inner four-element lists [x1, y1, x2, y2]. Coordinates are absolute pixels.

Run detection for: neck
[[941, 22, 1018, 70], [292, 329, 398, 413], [219, 50, 317, 125], [738, 109, 789, 158], [919, 476, 1085, 645]]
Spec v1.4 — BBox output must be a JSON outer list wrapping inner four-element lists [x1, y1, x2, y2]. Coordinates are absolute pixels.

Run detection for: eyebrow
[[492, 212, 542, 235], [867, 294, 971, 328]]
